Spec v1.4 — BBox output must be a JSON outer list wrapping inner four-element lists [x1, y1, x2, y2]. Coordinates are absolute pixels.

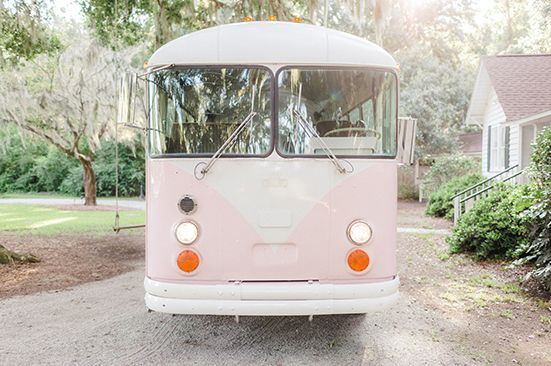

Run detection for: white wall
[[509, 124, 519, 168]]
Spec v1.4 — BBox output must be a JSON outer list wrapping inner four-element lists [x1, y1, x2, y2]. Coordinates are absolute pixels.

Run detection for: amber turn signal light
[[347, 249, 370, 272], [177, 250, 200, 273]]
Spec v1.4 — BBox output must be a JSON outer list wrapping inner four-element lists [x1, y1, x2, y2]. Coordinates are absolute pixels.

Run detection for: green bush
[[515, 126, 551, 290], [423, 154, 481, 197], [0, 129, 145, 197], [59, 139, 145, 197], [447, 183, 535, 260], [426, 174, 484, 219], [0, 131, 76, 193]]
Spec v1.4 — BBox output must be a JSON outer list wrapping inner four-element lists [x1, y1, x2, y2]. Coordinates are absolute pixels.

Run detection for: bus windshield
[[148, 67, 272, 156], [278, 68, 397, 157]]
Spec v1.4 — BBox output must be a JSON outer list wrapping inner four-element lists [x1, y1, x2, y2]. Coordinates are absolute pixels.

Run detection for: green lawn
[[0, 192, 139, 200], [0, 204, 145, 235], [0, 192, 75, 199]]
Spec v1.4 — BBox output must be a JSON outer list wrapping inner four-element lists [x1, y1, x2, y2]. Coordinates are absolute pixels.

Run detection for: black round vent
[[178, 196, 196, 214]]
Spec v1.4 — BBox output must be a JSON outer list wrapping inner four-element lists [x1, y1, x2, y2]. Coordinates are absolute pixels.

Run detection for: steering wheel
[[324, 127, 382, 138]]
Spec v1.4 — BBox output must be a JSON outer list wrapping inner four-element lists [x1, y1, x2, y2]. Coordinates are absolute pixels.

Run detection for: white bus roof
[[148, 21, 396, 68]]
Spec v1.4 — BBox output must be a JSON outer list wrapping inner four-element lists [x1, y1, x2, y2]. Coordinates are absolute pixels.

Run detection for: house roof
[[467, 54, 551, 125], [483, 55, 551, 122]]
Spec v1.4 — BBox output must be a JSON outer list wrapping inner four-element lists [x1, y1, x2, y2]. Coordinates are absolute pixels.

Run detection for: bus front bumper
[[144, 276, 399, 316]]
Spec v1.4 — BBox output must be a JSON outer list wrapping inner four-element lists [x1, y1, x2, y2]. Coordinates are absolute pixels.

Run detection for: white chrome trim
[[144, 276, 399, 316]]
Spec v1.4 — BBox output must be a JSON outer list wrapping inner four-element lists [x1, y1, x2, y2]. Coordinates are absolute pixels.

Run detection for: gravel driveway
[[1, 201, 549, 365], [0, 266, 486, 366]]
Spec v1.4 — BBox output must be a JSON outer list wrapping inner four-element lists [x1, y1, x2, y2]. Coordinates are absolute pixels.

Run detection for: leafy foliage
[[0, 0, 62, 66], [0, 129, 73, 192], [515, 127, 551, 290], [56, 139, 146, 198], [422, 154, 481, 197], [398, 46, 474, 157], [80, 0, 310, 49], [426, 174, 484, 219], [0, 130, 145, 197], [447, 184, 535, 260]]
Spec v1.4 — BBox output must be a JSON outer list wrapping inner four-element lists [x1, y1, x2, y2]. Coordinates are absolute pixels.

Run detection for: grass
[[500, 309, 514, 319], [0, 191, 140, 200], [468, 274, 521, 294], [0, 192, 74, 199], [0, 204, 145, 235], [417, 233, 450, 261]]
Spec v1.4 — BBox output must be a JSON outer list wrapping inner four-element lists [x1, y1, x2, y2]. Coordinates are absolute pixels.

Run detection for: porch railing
[[451, 164, 523, 225]]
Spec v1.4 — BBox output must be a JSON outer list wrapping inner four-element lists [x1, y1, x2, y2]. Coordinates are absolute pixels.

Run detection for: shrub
[[0, 128, 145, 198], [422, 154, 480, 196], [447, 183, 535, 260], [426, 173, 484, 219], [515, 126, 551, 290], [58, 139, 145, 197], [0, 131, 78, 193]]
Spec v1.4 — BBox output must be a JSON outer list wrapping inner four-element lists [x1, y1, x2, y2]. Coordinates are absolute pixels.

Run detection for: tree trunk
[[79, 157, 97, 206], [0, 244, 40, 264]]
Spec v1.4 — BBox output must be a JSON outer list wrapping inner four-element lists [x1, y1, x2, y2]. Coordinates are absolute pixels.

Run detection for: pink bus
[[132, 20, 415, 318]]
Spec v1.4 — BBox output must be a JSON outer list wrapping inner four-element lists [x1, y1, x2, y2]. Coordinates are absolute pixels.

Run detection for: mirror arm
[[137, 64, 175, 80]]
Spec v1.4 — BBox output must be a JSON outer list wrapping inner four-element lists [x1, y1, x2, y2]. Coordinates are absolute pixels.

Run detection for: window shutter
[[504, 126, 510, 169], [487, 126, 492, 172]]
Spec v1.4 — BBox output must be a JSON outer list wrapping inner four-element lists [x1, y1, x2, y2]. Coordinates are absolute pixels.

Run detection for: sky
[[53, 0, 83, 21]]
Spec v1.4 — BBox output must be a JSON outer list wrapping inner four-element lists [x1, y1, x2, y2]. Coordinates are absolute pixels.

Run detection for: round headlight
[[347, 221, 372, 245], [175, 221, 198, 244]]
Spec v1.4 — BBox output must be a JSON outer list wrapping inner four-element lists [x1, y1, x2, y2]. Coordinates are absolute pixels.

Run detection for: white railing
[[451, 164, 524, 225]]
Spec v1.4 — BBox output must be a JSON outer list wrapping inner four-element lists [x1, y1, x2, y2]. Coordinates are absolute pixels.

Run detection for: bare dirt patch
[[398, 201, 551, 365], [397, 199, 452, 230], [0, 233, 144, 298]]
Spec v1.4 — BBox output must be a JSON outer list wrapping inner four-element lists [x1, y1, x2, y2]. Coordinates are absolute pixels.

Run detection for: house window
[[488, 125, 510, 172], [490, 125, 499, 171]]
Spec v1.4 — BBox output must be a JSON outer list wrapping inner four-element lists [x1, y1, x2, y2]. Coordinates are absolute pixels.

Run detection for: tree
[[80, 0, 312, 50], [0, 0, 61, 66], [0, 33, 132, 205]]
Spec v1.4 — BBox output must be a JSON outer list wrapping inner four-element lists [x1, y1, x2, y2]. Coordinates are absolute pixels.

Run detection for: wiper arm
[[197, 111, 257, 178], [292, 108, 348, 174]]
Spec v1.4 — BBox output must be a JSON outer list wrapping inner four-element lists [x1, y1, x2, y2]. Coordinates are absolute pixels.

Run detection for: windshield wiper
[[292, 108, 348, 174], [195, 85, 258, 179], [196, 111, 257, 178]]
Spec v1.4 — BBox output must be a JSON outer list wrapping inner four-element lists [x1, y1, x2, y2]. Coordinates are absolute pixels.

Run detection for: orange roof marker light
[[293, 16, 302, 23], [268, 15, 277, 21], [243, 16, 253, 22]]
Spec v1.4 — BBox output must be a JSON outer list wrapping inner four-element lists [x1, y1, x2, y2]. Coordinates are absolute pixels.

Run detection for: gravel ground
[[1, 201, 550, 365]]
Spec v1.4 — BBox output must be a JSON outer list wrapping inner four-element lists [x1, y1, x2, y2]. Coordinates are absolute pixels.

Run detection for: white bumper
[[144, 276, 399, 316]]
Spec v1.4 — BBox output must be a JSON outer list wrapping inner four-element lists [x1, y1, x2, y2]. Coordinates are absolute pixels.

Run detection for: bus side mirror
[[398, 117, 417, 165], [116, 73, 138, 126]]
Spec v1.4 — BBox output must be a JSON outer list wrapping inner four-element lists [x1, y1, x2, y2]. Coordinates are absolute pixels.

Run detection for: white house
[[465, 54, 551, 177]]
